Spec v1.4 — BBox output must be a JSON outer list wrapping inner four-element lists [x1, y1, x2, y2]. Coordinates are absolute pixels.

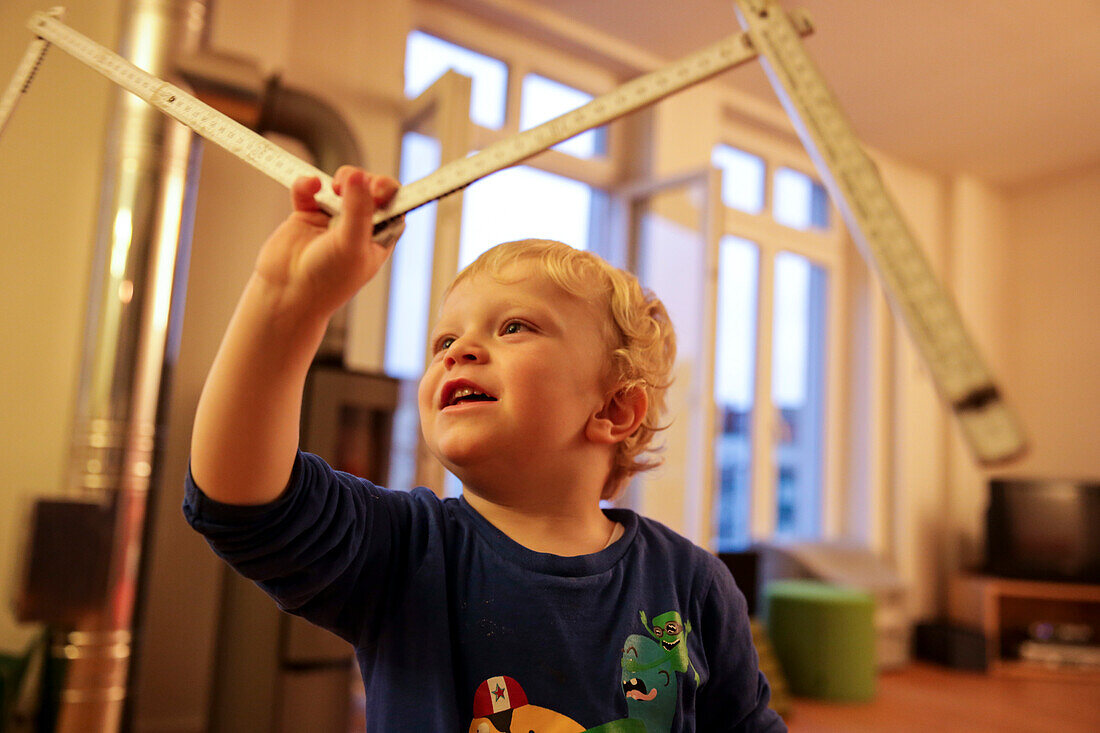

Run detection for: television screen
[[985, 479, 1100, 583]]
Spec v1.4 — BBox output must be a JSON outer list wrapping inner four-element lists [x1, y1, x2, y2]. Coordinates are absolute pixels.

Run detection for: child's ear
[[586, 386, 648, 445]]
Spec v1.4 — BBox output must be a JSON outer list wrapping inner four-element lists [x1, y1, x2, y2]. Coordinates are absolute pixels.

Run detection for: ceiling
[[452, 0, 1100, 188]]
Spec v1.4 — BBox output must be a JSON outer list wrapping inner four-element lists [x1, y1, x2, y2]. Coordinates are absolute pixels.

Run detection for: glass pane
[[711, 145, 766, 213], [459, 166, 595, 266], [772, 251, 827, 538], [773, 167, 830, 230], [714, 236, 760, 551], [404, 31, 508, 129], [520, 73, 607, 158], [384, 131, 441, 380]]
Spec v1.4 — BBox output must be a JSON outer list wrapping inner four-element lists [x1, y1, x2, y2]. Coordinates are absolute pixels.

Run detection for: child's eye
[[501, 320, 528, 335], [434, 336, 455, 353]]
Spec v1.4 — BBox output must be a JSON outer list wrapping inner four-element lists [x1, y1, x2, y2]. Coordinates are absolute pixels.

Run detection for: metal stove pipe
[[50, 1, 364, 729], [53, 0, 207, 730]]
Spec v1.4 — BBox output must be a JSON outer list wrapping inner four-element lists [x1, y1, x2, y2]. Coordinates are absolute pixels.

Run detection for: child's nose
[[443, 339, 486, 368]]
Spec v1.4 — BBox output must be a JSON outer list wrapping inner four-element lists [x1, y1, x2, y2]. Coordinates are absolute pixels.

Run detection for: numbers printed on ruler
[[6, 4, 1022, 462], [24, 11, 343, 215], [733, 0, 1024, 462], [11, 8, 812, 231]]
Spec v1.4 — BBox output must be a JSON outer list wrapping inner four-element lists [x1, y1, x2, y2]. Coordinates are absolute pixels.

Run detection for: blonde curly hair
[[448, 239, 676, 499]]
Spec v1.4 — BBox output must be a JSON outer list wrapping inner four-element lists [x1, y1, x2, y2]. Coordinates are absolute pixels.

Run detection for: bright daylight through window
[[711, 144, 832, 550], [387, 31, 609, 381]]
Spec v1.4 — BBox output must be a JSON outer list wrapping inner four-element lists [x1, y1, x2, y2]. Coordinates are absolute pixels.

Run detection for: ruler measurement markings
[[0, 37, 51, 136], [375, 25, 809, 228], [10, 7, 1019, 460], [27, 11, 342, 214], [734, 0, 1023, 461], [764, 11, 977, 387]]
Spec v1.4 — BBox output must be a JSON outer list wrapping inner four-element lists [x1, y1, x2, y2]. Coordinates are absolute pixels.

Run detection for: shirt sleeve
[[182, 450, 431, 646], [696, 558, 788, 732]]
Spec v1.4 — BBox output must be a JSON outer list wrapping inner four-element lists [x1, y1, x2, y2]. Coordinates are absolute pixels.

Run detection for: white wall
[[1002, 164, 1100, 478], [945, 176, 1013, 574], [0, 0, 121, 653], [878, 156, 954, 619]]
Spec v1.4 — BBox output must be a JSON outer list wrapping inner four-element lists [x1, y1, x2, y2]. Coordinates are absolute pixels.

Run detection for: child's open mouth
[[441, 381, 498, 408]]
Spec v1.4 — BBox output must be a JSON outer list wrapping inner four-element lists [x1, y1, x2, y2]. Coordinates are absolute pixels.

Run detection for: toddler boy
[[185, 167, 785, 731]]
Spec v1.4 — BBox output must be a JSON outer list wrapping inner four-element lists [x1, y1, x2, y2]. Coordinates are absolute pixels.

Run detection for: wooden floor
[[783, 663, 1100, 732]]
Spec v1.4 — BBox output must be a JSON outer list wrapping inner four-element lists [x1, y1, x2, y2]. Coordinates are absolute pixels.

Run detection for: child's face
[[417, 260, 612, 486]]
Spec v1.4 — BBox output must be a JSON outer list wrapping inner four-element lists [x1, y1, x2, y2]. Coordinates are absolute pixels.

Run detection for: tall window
[[711, 143, 838, 550], [384, 27, 618, 497], [386, 31, 614, 382]]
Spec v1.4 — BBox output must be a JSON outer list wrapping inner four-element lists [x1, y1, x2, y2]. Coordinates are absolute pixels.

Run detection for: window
[[714, 236, 759, 546], [386, 32, 614, 381], [774, 167, 830, 230], [711, 144, 840, 550], [384, 131, 440, 380], [404, 30, 507, 129], [771, 250, 828, 538], [519, 74, 607, 158], [460, 166, 599, 265], [713, 146, 765, 213], [385, 26, 620, 498]]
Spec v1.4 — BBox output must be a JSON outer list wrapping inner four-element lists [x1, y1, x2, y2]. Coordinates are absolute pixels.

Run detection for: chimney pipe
[[51, 0, 207, 730], [44, 1, 366, 729]]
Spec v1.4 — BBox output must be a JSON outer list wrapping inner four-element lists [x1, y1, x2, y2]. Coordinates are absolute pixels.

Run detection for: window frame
[[404, 2, 875, 549], [394, 4, 631, 377], [712, 117, 850, 546], [411, 3, 623, 189], [397, 5, 633, 495]]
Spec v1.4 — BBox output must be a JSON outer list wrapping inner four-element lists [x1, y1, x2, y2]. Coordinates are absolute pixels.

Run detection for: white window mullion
[[724, 208, 835, 265], [504, 58, 525, 134], [749, 248, 777, 540], [821, 225, 847, 539]]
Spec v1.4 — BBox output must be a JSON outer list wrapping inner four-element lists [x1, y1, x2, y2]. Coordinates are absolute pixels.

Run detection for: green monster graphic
[[639, 610, 699, 685], [617, 633, 677, 732], [584, 720, 646, 733]]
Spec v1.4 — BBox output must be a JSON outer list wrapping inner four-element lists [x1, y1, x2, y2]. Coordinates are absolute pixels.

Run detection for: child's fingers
[[337, 168, 372, 247], [335, 169, 398, 203], [373, 215, 405, 249], [370, 175, 400, 207], [331, 165, 362, 196], [290, 175, 323, 212], [330, 168, 401, 248]]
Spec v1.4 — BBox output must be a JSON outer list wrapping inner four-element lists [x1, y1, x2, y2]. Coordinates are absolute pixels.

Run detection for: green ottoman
[[764, 579, 875, 702]]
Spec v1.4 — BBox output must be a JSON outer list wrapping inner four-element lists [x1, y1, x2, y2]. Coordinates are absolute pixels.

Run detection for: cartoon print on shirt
[[469, 609, 698, 732], [639, 610, 699, 685], [469, 676, 585, 733], [619, 633, 678, 732]]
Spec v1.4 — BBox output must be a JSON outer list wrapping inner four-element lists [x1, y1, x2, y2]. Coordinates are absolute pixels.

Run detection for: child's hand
[[254, 166, 403, 319]]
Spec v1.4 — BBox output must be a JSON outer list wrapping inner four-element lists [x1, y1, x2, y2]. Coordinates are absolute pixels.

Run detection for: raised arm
[[190, 167, 401, 505]]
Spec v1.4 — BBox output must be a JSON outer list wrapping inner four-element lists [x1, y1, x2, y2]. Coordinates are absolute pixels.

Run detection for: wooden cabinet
[[950, 575, 1100, 681]]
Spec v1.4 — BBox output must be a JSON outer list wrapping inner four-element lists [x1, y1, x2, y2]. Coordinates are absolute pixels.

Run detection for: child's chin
[[435, 443, 489, 472]]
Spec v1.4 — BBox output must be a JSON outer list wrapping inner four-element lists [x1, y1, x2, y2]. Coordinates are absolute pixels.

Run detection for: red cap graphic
[[472, 676, 529, 717]]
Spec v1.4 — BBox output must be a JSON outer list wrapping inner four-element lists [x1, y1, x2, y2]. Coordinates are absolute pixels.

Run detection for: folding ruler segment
[[0, 7, 62, 138], [733, 0, 1025, 464], [16, 8, 812, 233], [6, 5, 1020, 463], [21, 10, 342, 214], [377, 11, 810, 232]]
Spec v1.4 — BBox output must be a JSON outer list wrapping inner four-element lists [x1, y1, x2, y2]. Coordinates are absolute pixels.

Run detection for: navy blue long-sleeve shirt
[[184, 451, 785, 732]]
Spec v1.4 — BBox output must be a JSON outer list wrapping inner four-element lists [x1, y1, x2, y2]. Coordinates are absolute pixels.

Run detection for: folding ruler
[[732, 0, 1024, 463], [1, 3, 1024, 464]]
